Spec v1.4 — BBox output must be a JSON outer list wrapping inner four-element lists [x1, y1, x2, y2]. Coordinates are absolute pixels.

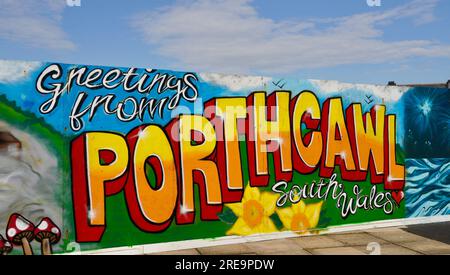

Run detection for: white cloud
[[0, 60, 42, 83], [309, 79, 410, 102], [131, 0, 450, 74], [199, 72, 271, 91], [0, 0, 75, 50]]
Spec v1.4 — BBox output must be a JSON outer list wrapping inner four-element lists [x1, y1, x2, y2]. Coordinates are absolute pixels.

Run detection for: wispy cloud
[[131, 0, 450, 74], [0, 0, 75, 50]]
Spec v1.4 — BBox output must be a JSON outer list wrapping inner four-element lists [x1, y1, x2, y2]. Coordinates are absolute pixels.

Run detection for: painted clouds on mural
[[199, 73, 271, 92], [309, 80, 410, 103], [0, 60, 41, 83]]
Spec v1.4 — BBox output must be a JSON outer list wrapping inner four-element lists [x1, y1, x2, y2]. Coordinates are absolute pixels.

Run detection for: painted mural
[[0, 60, 448, 255]]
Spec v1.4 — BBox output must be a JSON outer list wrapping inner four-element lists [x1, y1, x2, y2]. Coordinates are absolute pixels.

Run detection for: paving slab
[[197, 243, 253, 255], [328, 232, 389, 246], [399, 239, 450, 255], [329, 229, 368, 234], [245, 239, 310, 255], [293, 235, 345, 249], [354, 244, 422, 255], [265, 250, 312, 255], [365, 227, 429, 243], [308, 247, 366, 255]]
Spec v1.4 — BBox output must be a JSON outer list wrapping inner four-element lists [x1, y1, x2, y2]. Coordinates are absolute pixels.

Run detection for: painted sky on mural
[[0, 0, 449, 85], [0, 60, 409, 145]]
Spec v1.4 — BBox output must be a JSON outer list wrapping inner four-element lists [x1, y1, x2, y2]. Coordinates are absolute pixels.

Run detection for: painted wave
[[405, 158, 450, 218]]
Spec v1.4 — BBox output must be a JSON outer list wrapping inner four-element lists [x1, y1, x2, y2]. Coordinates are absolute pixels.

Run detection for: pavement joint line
[[301, 249, 313, 255], [388, 238, 439, 255], [389, 241, 425, 255], [364, 228, 429, 255], [365, 235, 425, 255], [364, 230, 398, 246]]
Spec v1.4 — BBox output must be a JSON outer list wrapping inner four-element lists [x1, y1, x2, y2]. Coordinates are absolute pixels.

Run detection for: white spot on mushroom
[[51, 227, 59, 234], [16, 217, 30, 230], [7, 228, 16, 237], [38, 220, 48, 230]]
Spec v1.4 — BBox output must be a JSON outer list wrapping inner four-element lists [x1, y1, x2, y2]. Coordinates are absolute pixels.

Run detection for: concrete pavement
[[150, 222, 450, 255]]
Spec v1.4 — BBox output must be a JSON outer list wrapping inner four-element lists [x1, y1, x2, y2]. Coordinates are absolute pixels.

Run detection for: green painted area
[[0, 96, 405, 253], [84, 137, 404, 250], [0, 96, 71, 255]]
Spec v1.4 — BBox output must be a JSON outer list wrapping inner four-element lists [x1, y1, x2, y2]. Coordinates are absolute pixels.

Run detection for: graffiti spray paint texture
[[404, 87, 450, 218], [0, 60, 447, 254]]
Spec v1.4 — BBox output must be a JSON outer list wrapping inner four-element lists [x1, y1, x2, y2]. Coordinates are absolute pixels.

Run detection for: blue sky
[[0, 0, 449, 84]]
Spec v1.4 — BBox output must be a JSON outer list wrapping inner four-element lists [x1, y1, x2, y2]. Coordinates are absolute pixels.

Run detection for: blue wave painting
[[405, 158, 450, 217]]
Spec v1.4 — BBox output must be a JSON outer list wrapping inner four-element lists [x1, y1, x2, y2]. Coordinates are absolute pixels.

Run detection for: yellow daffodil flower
[[226, 185, 279, 236], [276, 200, 323, 234]]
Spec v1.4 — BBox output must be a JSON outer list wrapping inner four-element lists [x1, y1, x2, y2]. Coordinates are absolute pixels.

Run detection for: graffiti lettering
[[272, 174, 395, 218], [36, 64, 199, 131], [71, 90, 404, 242]]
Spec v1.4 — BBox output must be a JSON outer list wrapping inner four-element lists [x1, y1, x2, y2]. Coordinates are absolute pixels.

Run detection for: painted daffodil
[[276, 200, 323, 234], [226, 185, 279, 236]]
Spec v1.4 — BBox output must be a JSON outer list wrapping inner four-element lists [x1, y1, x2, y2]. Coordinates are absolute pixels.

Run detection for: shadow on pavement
[[404, 221, 450, 244]]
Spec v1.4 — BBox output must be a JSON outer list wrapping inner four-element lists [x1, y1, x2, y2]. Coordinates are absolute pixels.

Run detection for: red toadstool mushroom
[[6, 213, 35, 255], [0, 234, 13, 255], [34, 217, 61, 255]]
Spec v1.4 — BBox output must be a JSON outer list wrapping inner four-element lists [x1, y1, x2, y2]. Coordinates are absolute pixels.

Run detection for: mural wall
[[0, 60, 448, 254]]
